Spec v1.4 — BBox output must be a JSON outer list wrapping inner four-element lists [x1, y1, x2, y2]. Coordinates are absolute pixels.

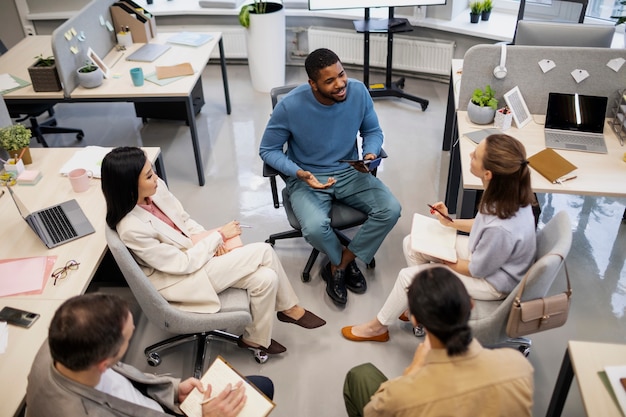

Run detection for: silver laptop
[[126, 44, 171, 62], [544, 92, 608, 154], [7, 186, 95, 248]]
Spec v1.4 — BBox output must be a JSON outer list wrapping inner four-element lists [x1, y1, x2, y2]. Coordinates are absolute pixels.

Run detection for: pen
[[239, 224, 253, 228], [200, 386, 239, 404], [427, 204, 454, 222], [0, 157, 6, 164], [555, 175, 577, 184], [111, 52, 125, 67], [0, 190, 4, 199]]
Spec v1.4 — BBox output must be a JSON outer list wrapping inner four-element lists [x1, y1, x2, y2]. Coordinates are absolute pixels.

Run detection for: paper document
[[180, 355, 275, 417], [156, 63, 194, 80], [0, 256, 57, 297], [59, 146, 112, 178], [0, 74, 30, 95], [605, 365, 626, 414], [527, 148, 577, 184], [167, 32, 214, 46], [410, 213, 457, 263]]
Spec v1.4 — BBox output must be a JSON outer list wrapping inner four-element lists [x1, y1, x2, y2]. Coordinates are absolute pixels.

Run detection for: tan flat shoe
[[341, 326, 389, 342]]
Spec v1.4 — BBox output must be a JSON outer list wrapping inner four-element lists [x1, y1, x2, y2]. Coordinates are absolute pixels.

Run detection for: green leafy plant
[[471, 85, 498, 110], [0, 124, 32, 151], [611, 0, 626, 25], [33, 54, 55, 67], [470, 1, 483, 14], [482, 0, 493, 12], [238, 1, 280, 28], [78, 60, 98, 73]]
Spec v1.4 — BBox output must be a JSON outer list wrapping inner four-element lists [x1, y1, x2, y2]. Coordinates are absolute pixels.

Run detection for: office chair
[[468, 210, 572, 356], [105, 228, 266, 379], [263, 84, 381, 282], [0, 39, 85, 148], [512, 0, 588, 43]]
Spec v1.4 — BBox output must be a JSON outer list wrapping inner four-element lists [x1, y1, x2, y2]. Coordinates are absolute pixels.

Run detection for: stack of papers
[[167, 32, 214, 47], [59, 146, 112, 178], [0, 73, 30, 95], [0, 256, 57, 297]]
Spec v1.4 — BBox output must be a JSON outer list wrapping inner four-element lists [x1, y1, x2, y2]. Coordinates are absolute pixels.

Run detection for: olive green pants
[[343, 363, 388, 417]]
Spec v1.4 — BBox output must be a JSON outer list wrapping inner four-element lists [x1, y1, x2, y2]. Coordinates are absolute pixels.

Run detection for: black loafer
[[345, 261, 367, 294], [321, 262, 347, 305]]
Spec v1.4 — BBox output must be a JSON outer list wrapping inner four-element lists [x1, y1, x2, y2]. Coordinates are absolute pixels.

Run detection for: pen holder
[[116, 32, 133, 47], [494, 108, 513, 131], [4, 158, 25, 175]]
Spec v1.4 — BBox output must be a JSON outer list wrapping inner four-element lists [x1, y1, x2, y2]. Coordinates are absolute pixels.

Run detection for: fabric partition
[[458, 44, 626, 117]]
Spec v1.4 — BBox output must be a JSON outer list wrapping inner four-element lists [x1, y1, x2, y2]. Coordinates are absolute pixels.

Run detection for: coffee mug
[[68, 168, 93, 193], [130, 67, 144, 87]]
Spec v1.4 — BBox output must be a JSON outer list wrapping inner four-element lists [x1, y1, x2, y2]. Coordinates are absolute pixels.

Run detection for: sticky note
[[71, 28, 77, 36], [64, 31, 72, 41], [607, 58, 625, 72], [70, 46, 79, 54], [538, 59, 555, 73], [105, 20, 114, 32], [99, 15, 105, 25], [571, 69, 589, 83]]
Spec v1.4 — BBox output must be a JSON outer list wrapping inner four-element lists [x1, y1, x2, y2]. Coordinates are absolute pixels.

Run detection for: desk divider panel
[[51, 0, 117, 98], [458, 45, 626, 117]]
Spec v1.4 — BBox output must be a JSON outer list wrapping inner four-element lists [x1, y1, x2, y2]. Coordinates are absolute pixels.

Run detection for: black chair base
[[9, 105, 84, 148], [144, 329, 267, 378]]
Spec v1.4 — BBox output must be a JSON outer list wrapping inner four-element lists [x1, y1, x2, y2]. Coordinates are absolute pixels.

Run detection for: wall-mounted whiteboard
[[308, 0, 447, 10]]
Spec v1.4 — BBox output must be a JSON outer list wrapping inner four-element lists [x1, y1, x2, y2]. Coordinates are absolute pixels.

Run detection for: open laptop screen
[[545, 93, 607, 133]]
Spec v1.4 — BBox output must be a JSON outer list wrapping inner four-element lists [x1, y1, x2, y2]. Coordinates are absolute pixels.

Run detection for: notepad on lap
[[410, 213, 457, 263], [527, 148, 577, 184], [180, 355, 275, 417]]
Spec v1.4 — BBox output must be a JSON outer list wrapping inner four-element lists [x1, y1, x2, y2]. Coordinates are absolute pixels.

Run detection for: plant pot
[[246, 2, 286, 93], [481, 10, 491, 21], [467, 100, 496, 125], [77, 67, 104, 89], [9, 146, 32, 165], [28, 60, 62, 92], [470, 12, 480, 23]]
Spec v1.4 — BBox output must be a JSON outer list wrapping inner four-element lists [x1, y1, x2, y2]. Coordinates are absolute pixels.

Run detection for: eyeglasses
[[52, 260, 80, 285]]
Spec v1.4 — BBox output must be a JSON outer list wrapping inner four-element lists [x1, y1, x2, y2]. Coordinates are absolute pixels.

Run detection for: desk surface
[[0, 147, 160, 417], [71, 32, 221, 99], [569, 340, 626, 417], [0, 35, 62, 100], [457, 111, 626, 198]]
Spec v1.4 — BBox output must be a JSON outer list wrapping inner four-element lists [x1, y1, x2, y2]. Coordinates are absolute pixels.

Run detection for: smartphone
[[0, 306, 40, 328]]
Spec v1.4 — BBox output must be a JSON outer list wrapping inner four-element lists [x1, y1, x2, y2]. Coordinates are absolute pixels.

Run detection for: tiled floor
[[44, 62, 626, 416]]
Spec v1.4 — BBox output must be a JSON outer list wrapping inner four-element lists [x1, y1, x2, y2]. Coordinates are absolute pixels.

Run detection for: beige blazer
[[116, 179, 223, 313]]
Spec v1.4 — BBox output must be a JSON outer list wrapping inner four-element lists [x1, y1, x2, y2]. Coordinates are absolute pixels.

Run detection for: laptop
[[544, 92, 608, 154], [6, 186, 95, 248], [126, 44, 171, 62]]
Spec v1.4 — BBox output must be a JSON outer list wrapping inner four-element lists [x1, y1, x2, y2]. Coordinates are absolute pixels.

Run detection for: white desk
[[0, 147, 161, 417], [450, 111, 626, 218], [546, 340, 626, 417]]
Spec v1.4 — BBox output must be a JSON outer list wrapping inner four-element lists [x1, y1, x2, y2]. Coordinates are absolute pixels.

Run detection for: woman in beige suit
[[101, 147, 325, 355]]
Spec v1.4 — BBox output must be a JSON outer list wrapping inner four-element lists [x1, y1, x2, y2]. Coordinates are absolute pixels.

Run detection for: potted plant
[[468, 85, 498, 125], [469, 1, 482, 23], [481, 0, 493, 21], [76, 60, 104, 89], [0, 124, 33, 164], [238, 1, 285, 92], [28, 54, 62, 92]]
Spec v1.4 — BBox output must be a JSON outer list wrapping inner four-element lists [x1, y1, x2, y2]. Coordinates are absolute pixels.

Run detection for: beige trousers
[[204, 242, 299, 347]]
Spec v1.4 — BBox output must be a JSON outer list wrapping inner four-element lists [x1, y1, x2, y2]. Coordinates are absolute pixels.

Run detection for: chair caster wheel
[[76, 133, 84, 140], [413, 325, 425, 337], [519, 346, 530, 357], [147, 352, 161, 367], [367, 258, 375, 269], [421, 103, 428, 111], [265, 239, 274, 246], [302, 271, 310, 282], [253, 351, 269, 364]]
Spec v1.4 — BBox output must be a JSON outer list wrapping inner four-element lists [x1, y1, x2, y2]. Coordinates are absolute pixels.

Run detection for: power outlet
[[24, 25, 36, 36]]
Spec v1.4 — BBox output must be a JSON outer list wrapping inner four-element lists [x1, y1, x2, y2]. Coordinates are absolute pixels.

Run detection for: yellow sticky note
[[65, 31, 72, 41], [71, 28, 77, 36], [70, 46, 79, 54]]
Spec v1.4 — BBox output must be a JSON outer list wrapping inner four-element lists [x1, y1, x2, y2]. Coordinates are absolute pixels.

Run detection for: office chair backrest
[[105, 227, 251, 335], [513, 0, 588, 43], [271, 84, 300, 109]]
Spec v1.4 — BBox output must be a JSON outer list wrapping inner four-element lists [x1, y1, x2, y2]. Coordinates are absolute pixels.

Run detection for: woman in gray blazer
[[101, 147, 325, 355]]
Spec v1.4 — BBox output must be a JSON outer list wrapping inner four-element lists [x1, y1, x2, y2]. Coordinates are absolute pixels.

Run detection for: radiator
[[308, 27, 454, 76]]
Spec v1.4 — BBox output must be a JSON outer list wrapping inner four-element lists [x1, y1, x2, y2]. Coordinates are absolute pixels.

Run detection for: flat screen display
[[545, 93, 607, 133], [309, 0, 446, 10]]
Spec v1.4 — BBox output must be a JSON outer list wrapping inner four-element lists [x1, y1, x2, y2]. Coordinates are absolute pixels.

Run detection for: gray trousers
[[343, 363, 388, 417]]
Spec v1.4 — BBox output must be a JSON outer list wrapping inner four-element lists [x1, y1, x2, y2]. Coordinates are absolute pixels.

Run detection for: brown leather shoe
[[237, 336, 286, 354], [398, 311, 410, 322], [277, 310, 326, 329], [341, 326, 389, 342]]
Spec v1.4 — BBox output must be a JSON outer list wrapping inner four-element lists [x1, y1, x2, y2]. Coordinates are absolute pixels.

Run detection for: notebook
[[409, 213, 457, 263], [126, 44, 171, 62], [527, 148, 577, 184], [7, 186, 95, 248], [544, 92, 608, 154]]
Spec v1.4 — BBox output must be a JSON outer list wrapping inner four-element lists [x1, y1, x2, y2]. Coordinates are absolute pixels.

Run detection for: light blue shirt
[[259, 79, 383, 177]]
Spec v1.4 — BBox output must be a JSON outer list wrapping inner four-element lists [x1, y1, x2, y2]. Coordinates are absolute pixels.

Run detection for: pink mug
[[68, 168, 93, 193]]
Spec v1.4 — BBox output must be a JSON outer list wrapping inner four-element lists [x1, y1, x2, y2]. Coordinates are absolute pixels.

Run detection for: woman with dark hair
[[343, 134, 536, 342], [343, 267, 534, 417], [101, 147, 325, 356]]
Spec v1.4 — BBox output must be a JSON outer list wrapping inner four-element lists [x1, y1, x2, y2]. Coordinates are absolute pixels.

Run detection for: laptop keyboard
[[39, 206, 77, 244], [545, 131, 607, 152]]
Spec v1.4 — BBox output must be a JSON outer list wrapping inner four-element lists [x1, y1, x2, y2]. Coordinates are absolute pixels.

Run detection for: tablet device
[[340, 157, 382, 171]]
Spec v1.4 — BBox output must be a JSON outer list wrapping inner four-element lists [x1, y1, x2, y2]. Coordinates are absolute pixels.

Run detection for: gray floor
[[41, 63, 625, 417]]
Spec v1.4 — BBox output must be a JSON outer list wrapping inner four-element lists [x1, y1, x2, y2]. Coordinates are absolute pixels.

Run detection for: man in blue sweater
[[259, 48, 401, 306]]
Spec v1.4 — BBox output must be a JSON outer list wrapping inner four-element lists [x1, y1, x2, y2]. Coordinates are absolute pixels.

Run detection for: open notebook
[[410, 213, 457, 263]]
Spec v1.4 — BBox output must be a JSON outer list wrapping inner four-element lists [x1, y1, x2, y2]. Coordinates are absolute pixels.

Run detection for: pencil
[[427, 204, 454, 222], [111, 52, 125, 68], [17, 148, 26, 162]]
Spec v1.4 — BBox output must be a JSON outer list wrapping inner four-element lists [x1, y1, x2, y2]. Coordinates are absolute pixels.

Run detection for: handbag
[[506, 255, 572, 338]]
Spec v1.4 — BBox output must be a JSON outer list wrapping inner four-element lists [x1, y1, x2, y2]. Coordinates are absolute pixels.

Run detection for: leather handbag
[[506, 256, 572, 338]]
